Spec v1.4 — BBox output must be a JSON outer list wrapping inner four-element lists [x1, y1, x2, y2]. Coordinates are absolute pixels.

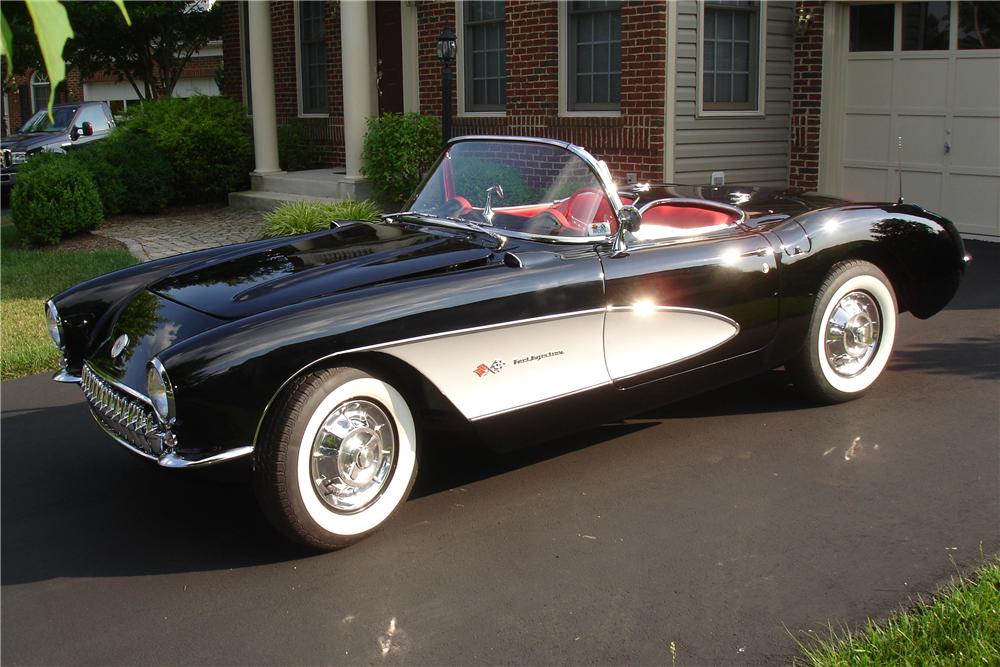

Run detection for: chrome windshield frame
[[402, 135, 625, 243]]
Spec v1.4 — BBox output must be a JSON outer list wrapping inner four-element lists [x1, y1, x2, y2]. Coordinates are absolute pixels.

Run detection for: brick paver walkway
[[94, 206, 267, 261]]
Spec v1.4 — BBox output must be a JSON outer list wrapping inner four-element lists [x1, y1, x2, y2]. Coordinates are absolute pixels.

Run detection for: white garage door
[[838, 1, 999, 238]]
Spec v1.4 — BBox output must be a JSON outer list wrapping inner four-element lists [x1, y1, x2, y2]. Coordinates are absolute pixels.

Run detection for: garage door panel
[[900, 171, 943, 214], [843, 114, 892, 163], [954, 58, 1000, 113], [893, 59, 949, 110], [843, 167, 889, 202], [846, 59, 892, 110], [944, 175, 1000, 237], [950, 116, 1000, 173], [897, 115, 947, 167]]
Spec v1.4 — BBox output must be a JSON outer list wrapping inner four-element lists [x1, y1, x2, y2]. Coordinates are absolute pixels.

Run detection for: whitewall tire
[[255, 366, 418, 550], [789, 261, 897, 403]]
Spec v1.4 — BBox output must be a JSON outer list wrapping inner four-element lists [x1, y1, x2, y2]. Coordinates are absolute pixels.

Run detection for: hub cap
[[310, 399, 395, 513], [824, 291, 881, 377]]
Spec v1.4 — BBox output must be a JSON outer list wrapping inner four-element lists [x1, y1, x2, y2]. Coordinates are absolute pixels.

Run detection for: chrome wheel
[[824, 291, 881, 378], [310, 399, 396, 514]]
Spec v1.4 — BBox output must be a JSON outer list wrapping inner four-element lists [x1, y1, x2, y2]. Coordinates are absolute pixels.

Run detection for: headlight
[[12, 152, 27, 165], [45, 300, 63, 349], [146, 358, 175, 423]]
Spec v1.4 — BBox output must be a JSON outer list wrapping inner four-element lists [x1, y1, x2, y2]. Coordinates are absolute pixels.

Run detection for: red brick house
[[226, 1, 998, 238]]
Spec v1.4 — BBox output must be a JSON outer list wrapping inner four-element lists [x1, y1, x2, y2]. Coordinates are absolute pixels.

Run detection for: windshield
[[406, 140, 618, 238], [19, 107, 77, 134]]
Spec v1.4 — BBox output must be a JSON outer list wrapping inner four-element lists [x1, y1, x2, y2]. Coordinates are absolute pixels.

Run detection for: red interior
[[641, 203, 738, 229]]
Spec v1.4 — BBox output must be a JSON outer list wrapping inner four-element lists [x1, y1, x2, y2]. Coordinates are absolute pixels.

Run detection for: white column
[[340, 0, 374, 180], [248, 0, 282, 175]]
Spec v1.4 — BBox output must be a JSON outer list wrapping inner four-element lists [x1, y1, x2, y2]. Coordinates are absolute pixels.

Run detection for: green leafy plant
[[262, 199, 383, 238], [278, 121, 323, 172], [69, 143, 127, 217], [361, 113, 441, 208], [453, 158, 534, 207], [100, 129, 175, 213], [125, 95, 252, 201], [10, 152, 103, 245]]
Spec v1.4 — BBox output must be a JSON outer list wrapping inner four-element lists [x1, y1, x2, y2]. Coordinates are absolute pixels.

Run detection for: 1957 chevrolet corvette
[[46, 136, 968, 549]]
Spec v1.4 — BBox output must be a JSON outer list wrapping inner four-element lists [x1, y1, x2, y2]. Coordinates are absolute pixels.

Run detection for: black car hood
[[0, 132, 62, 152], [150, 221, 496, 319]]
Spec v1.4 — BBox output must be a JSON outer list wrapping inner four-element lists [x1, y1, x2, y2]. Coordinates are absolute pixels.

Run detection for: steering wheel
[[521, 210, 572, 236], [436, 196, 472, 218]]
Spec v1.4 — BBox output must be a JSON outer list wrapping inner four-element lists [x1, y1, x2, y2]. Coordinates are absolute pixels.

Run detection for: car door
[[599, 204, 779, 388]]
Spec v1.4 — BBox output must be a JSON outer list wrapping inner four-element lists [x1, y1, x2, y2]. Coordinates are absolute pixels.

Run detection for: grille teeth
[[81, 365, 176, 457]]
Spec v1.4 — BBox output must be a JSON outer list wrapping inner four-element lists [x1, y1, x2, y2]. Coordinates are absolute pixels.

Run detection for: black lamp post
[[437, 27, 457, 148]]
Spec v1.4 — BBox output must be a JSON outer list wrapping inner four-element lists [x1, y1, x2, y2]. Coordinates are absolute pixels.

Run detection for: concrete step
[[228, 190, 344, 212], [251, 170, 373, 200]]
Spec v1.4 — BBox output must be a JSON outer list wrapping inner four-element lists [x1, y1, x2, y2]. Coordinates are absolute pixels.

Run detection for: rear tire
[[254, 366, 418, 550], [788, 261, 897, 404]]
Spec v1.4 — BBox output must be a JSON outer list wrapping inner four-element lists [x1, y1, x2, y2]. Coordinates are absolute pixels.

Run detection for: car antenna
[[896, 135, 904, 204]]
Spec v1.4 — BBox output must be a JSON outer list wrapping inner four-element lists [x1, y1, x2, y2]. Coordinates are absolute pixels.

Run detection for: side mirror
[[81, 122, 94, 136], [617, 205, 641, 232], [69, 126, 80, 141]]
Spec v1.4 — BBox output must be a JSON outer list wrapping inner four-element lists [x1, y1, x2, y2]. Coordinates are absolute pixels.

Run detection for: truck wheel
[[254, 366, 418, 550]]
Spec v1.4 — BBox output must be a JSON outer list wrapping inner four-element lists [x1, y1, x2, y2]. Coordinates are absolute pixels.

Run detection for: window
[[958, 1, 1000, 49], [77, 105, 112, 133], [240, 1, 252, 114], [702, 1, 760, 111], [30, 71, 50, 114], [903, 2, 950, 50], [849, 4, 895, 52], [298, 0, 328, 114], [464, 1, 506, 112], [568, 1, 621, 111]]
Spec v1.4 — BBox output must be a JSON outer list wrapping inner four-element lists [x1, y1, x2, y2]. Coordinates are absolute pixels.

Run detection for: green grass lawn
[[800, 559, 1000, 666], [1, 224, 136, 380]]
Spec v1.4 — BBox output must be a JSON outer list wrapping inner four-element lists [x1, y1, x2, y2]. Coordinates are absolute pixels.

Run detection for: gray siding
[[672, 1, 794, 186]]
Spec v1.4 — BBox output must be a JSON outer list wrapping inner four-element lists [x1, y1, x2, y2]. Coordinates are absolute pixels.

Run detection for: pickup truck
[[1, 101, 116, 194]]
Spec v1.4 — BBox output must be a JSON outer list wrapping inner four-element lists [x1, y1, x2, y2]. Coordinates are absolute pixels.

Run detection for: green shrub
[[10, 152, 103, 245], [70, 143, 128, 217], [126, 95, 252, 201], [263, 199, 383, 237], [278, 121, 323, 171], [452, 158, 534, 208], [100, 129, 175, 214], [361, 113, 441, 207]]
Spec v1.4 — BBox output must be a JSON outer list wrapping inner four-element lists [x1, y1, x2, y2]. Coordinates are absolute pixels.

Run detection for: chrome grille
[[81, 364, 176, 458], [1, 149, 10, 169]]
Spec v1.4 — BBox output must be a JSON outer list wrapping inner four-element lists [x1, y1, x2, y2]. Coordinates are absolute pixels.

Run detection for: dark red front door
[[375, 2, 404, 114]]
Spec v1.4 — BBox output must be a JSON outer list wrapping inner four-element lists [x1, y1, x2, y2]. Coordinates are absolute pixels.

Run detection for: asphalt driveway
[[2, 241, 997, 666]]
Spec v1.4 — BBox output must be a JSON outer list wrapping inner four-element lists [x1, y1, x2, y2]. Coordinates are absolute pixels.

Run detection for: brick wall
[[221, 0, 243, 100], [418, 0, 666, 184], [789, 0, 824, 190]]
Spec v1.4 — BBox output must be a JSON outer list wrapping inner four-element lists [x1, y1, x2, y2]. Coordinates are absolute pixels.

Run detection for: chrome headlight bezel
[[45, 300, 64, 349], [146, 358, 175, 424]]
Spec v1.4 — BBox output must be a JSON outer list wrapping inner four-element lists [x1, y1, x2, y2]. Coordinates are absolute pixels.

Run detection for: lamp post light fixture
[[437, 26, 457, 148]]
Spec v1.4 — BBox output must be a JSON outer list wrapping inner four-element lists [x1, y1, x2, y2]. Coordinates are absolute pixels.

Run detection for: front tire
[[788, 261, 897, 403], [254, 366, 418, 550]]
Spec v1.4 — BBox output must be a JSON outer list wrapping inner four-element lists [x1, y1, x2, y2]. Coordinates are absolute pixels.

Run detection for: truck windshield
[[19, 107, 77, 133]]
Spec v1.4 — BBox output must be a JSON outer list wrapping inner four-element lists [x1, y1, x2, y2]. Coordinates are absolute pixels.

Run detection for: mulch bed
[[47, 232, 129, 253]]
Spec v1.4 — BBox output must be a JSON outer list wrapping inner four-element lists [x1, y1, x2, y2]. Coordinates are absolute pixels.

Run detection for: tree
[[64, 0, 221, 100]]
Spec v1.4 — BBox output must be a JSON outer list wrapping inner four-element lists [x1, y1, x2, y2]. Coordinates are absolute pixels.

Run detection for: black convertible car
[[46, 136, 968, 549]]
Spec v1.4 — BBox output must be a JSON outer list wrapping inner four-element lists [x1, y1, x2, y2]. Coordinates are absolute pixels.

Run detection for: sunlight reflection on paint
[[720, 248, 741, 266], [632, 299, 657, 316]]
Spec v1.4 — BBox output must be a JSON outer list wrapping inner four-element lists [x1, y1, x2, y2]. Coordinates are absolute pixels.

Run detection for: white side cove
[[603, 306, 740, 381], [380, 310, 610, 420]]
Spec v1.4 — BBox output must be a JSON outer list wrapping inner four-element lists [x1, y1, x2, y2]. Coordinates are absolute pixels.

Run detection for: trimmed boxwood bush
[[262, 199, 382, 237], [361, 113, 441, 207], [11, 152, 103, 245], [126, 95, 252, 201], [100, 130, 175, 213], [69, 142, 128, 217]]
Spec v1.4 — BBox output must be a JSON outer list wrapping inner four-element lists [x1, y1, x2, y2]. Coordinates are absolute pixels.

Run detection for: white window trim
[[696, 1, 767, 118], [30, 70, 51, 114], [238, 1, 252, 117], [455, 1, 507, 117], [558, 1, 621, 118], [294, 0, 330, 118]]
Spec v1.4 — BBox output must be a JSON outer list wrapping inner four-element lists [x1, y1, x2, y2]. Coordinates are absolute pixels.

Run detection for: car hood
[[150, 221, 496, 319], [0, 132, 61, 152]]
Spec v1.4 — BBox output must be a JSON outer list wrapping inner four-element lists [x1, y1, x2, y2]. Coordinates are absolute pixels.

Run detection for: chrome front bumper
[[76, 365, 252, 468]]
